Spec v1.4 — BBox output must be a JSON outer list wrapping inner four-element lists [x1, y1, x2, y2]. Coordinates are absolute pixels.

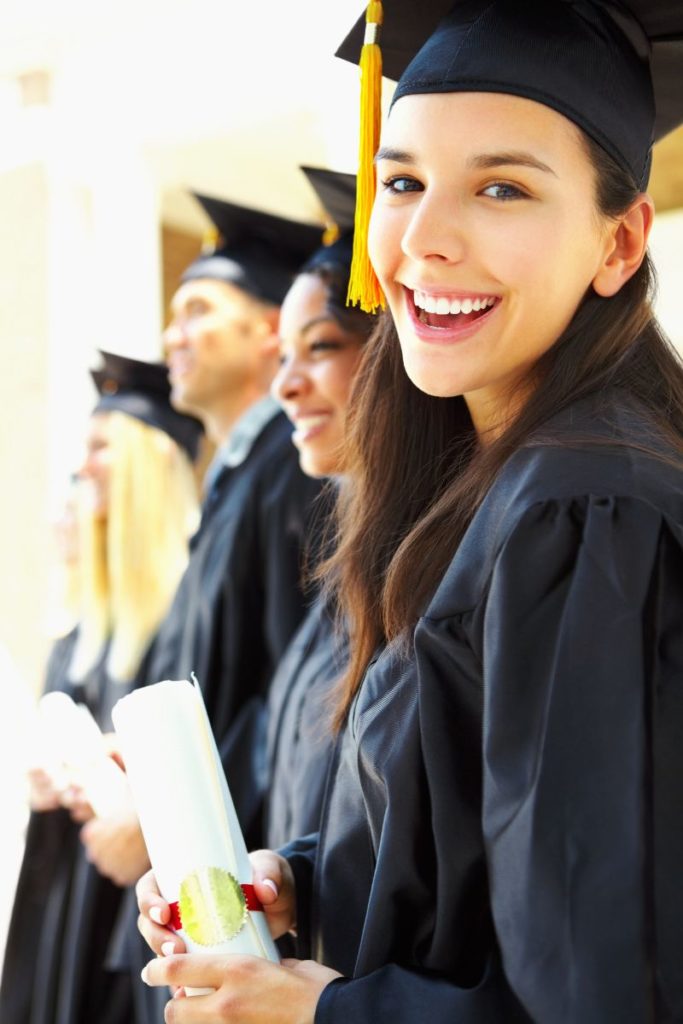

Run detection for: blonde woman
[[1, 351, 202, 1024]]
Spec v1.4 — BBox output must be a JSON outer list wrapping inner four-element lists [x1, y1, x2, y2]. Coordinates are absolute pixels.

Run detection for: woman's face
[[273, 274, 365, 478], [369, 92, 616, 431], [79, 413, 112, 519]]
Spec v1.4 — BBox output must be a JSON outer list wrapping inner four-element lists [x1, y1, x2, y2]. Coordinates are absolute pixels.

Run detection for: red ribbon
[[168, 884, 263, 932]]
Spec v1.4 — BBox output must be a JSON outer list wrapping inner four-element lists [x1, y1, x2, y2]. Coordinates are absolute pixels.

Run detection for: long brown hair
[[323, 134, 683, 727]]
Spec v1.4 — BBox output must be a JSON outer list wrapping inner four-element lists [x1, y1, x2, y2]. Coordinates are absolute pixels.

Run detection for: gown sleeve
[[315, 494, 683, 1023], [480, 494, 683, 1023], [280, 832, 319, 960]]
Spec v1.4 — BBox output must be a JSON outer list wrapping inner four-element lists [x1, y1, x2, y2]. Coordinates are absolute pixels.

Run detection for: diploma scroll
[[36, 692, 129, 817], [112, 678, 279, 968]]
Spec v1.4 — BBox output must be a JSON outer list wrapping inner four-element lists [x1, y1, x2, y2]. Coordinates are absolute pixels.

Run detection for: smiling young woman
[[136, 2, 683, 1022]]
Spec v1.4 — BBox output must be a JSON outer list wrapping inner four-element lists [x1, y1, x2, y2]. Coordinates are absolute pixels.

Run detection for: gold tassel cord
[[347, 0, 385, 314]]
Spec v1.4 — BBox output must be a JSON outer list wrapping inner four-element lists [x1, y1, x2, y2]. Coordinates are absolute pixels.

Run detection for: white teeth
[[415, 290, 481, 311], [413, 290, 496, 315], [296, 415, 329, 430]]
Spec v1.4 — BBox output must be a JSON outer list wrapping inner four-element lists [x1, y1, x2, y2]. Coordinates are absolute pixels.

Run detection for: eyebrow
[[375, 146, 556, 177], [467, 151, 557, 176], [279, 315, 336, 349], [374, 146, 415, 164]]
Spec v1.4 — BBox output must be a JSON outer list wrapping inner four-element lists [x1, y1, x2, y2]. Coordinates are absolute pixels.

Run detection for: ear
[[592, 193, 654, 298], [251, 305, 281, 356]]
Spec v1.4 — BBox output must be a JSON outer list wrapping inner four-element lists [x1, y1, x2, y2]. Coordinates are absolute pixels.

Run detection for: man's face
[[164, 278, 269, 418]]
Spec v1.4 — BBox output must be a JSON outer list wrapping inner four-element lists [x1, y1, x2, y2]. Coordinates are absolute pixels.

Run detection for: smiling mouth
[[409, 288, 498, 329]]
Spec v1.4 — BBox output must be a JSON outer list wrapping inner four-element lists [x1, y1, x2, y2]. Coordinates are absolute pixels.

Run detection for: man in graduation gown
[[151, 194, 324, 842]]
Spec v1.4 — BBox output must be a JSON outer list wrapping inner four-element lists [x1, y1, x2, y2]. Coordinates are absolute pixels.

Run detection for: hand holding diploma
[[136, 854, 341, 1023], [113, 678, 281, 964]]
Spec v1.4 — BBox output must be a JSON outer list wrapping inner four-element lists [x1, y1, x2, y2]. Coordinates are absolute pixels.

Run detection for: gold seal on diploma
[[178, 867, 248, 945]]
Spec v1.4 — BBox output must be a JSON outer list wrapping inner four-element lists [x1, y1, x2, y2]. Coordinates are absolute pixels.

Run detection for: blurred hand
[[101, 731, 126, 773], [26, 766, 62, 812], [80, 809, 150, 886], [60, 782, 95, 824]]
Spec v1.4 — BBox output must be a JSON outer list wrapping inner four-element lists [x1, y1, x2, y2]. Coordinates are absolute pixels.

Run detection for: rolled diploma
[[36, 692, 129, 818], [112, 678, 279, 969]]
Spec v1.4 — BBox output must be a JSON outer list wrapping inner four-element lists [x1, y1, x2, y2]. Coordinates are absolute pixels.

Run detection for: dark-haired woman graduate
[[0, 353, 201, 1024], [264, 166, 375, 853], [137, 2, 683, 1021]]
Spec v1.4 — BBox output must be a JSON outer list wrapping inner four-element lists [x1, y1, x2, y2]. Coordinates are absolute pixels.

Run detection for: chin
[[299, 452, 334, 479], [404, 364, 464, 399], [171, 385, 201, 417]]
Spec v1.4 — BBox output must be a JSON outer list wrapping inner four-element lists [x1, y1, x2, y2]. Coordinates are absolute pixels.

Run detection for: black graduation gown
[[0, 630, 147, 1024], [116, 409, 322, 1023], [147, 409, 322, 846], [265, 596, 347, 850], [285, 392, 683, 1023]]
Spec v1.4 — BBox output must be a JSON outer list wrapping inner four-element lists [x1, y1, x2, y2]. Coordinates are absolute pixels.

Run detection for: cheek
[[368, 204, 404, 281], [326, 354, 364, 411], [187, 319, 221, 353], [97, 455, 112, 481]]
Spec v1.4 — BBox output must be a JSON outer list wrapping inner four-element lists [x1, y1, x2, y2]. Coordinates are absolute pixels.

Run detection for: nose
[[272, 357, 310, 404], [78, 449, 95, 480], [400, 189, 466, 266], [163, 319, 187, 352]]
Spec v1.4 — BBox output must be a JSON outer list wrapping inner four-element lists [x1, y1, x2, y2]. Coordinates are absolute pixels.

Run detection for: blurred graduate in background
[[265, 166, 375, 853], [0, 352, 202, 1024], [125, 194, 325, 848]]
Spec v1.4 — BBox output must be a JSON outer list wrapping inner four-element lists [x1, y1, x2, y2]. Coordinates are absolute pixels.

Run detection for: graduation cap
[[181, 193, 324, 305], [336, 0, 683, 311], [300, 166, 357, 274], [91, 350, 204, 460]]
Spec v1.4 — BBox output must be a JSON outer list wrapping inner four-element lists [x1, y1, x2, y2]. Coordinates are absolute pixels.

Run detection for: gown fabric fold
[[265, 596, 346, 850], [285, 392, 683, 1023]]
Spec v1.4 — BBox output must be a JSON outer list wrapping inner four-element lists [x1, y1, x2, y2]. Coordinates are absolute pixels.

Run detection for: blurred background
[[1, 0, 682, 697], [0, 0, 681, 953]]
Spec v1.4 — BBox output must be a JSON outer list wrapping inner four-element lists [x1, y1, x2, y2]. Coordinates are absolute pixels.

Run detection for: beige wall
[[0, 163, 52, 692]]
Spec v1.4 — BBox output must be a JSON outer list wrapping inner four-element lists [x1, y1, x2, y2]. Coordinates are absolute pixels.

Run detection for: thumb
[[249, 849, 296, 938]]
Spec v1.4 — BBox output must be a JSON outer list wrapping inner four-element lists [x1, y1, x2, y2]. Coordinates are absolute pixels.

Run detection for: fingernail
[[161, 941, 175, 956], [149, 906, 164, 924], [140, 964, 149, 985], [263, 878, 279, 898]]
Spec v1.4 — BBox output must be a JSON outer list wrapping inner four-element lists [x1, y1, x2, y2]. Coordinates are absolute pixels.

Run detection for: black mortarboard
[[337, 0, 683, 189], [300, 167, 357, 274], [91, 350, 204, 460], [181, 193, 323, 305]]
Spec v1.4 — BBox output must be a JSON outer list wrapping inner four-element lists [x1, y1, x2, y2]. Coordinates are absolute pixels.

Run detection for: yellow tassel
[[347, 0, 385, 314], [322, 221, 341, 246], [201, 226, 222, 255]]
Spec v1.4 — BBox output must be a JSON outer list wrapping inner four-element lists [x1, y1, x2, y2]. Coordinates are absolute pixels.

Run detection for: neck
[[202, 384, 269, 446], [464, 379, 530, 445]]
